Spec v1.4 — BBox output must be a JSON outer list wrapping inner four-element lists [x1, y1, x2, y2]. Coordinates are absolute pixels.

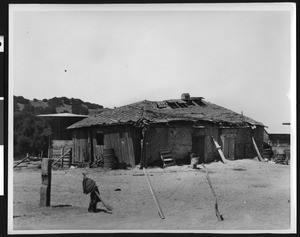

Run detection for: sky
[[10, 4, 294, 134]]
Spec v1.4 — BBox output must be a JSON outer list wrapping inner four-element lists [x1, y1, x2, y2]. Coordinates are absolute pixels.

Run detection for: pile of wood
[[13, 159, 42, 170]]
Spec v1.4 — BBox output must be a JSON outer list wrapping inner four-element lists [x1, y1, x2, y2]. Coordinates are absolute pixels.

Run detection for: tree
[[14, 95, 30, 104], [14, 105, 52, 158], [48, 97, 64, 108], [14, 100, 20, 112], [71, 100, 89, 115]]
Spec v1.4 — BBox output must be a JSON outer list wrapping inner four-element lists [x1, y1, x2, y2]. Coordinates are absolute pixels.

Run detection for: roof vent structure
[[181, 93, 190, 100]]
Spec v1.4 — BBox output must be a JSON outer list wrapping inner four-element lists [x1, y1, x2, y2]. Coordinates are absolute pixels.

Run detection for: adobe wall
[[145, 123, 265, 166], [144, 122, 220, 166], [219, 126, 264, 159]]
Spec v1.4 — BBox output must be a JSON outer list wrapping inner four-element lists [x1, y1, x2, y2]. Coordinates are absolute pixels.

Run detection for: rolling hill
[[14, 96, 107, 116]]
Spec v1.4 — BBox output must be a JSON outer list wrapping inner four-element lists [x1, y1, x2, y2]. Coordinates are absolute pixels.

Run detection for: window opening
[[96, 133, 104, 145]]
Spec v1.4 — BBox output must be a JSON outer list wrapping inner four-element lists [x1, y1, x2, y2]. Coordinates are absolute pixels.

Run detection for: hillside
[[14, 96, 107, 116], [13, 96, 108, 158]]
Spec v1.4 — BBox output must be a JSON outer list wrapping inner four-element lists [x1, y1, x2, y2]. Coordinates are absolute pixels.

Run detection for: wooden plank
[[120, 135, 127, 164], [125, 132, 135, 167], [127, 136, 135, 167], [141, 129, 148, 168], [52, 149, 71, 166], [160, 151, 171, 155], [212, 138, 227, 164], [124, 133, 131, 164], [105, 133, 111, 149], [163, 158, 174, 162], [13, 154, 29, 169], [252, 137, 262, 161], [114, 133, 122, 163]]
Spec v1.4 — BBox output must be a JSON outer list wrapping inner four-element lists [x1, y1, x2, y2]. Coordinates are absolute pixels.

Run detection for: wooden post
[[69, 148, 72, 167], [252, 137, 262, 161], [40, 158, 52, 207], [47, 135, 51, 158]]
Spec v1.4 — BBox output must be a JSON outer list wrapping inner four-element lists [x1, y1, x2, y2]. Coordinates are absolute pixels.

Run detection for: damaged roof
[[67, 98, 264, 129]]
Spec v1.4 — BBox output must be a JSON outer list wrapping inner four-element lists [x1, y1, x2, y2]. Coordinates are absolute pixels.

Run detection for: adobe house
[[67, 94, 265, 167]]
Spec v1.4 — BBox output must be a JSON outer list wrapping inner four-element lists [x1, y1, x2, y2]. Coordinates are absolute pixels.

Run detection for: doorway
[[192, 135, 205, 163]]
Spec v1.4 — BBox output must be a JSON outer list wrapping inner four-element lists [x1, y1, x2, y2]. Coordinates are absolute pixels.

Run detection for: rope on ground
[[202, 164, 224, 221]]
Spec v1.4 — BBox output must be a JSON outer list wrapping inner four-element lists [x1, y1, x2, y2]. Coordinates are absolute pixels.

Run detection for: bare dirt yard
[[12, 159, 291, 233]]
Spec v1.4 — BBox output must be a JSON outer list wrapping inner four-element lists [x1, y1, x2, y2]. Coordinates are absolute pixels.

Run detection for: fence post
[[40, 158, 52, 207], [69, 148, 72, 167]]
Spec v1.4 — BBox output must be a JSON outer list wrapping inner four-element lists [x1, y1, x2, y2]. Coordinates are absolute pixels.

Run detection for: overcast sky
[[10, 4, 294, 134]]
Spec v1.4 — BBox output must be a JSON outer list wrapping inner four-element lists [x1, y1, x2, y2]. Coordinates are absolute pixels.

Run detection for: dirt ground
[[12, 159, 291, 233]]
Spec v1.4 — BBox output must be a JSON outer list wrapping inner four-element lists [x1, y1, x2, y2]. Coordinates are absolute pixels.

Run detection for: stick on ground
[[252, 137, 262, 161], [143, 168, 165, 219], [202, 165, 224, 221]]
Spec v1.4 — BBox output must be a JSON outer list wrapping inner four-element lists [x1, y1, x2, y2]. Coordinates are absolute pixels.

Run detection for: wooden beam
[[252, 137, 262, 161], [13, 153, 29, 169], [51, 149, 71, 166], [212, 137, 227, 164]]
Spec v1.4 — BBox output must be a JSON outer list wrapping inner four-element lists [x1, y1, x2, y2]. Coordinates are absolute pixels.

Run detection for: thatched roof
[[67, 98, 264, 129]]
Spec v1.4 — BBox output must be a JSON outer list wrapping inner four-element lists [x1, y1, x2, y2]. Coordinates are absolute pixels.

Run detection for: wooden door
[[120, 132, 135, 167], [223, 137, 235, 160]]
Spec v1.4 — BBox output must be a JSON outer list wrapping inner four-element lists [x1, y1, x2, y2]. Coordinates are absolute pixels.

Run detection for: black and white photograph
[[8, 3, 296, 234]]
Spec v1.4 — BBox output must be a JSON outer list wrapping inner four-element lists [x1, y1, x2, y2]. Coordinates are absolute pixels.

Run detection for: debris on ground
[[273, 154, 289, 165]]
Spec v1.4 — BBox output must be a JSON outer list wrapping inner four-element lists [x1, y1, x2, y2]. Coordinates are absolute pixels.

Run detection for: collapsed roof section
[[67, 95, 264, 130]]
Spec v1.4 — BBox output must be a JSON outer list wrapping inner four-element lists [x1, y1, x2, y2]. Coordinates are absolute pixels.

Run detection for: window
[[96, 133, 104, 145]]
